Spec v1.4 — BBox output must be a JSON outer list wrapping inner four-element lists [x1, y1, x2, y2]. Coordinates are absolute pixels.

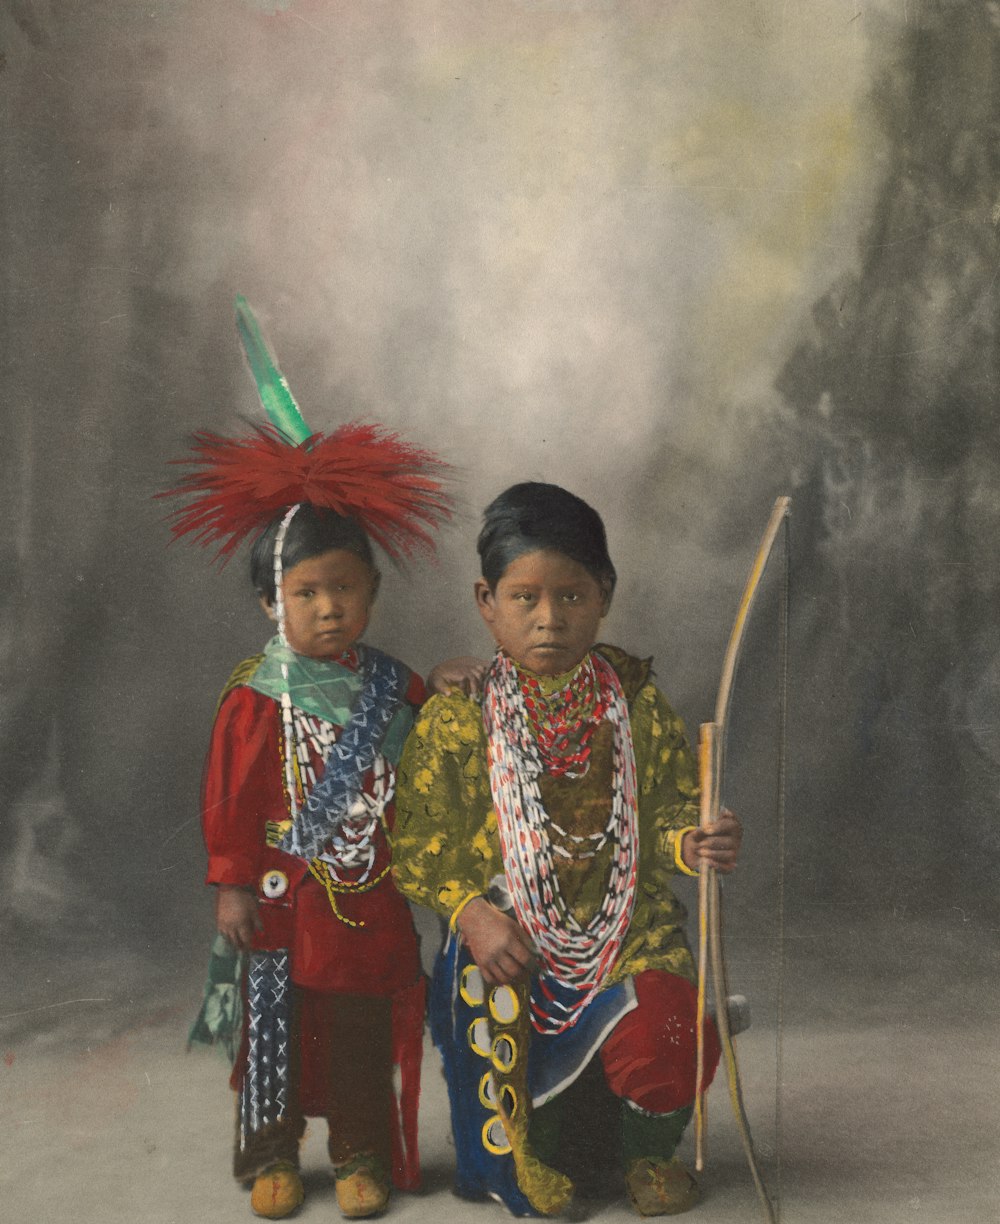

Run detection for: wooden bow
[[693, 495, 790, 1224]]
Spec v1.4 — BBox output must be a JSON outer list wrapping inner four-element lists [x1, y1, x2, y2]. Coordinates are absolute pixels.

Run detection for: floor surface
[[3, 908, 997, 1223]]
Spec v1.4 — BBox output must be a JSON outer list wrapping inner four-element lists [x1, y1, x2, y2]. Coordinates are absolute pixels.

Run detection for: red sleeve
[[405, 669, 427, 708], [201, 686, 286, 886]]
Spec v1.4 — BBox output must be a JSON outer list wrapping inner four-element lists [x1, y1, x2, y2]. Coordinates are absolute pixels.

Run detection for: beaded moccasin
[[625, 1157, 700, 1217], [250, 1161, 304, 1219], [333, 1154, 390, 1219]]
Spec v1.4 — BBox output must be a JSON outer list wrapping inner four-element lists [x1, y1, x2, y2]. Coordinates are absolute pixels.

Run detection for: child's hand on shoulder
[[427, 656, 489, 698], [215, 885, 262, 953], [682, 809, 742, 875]]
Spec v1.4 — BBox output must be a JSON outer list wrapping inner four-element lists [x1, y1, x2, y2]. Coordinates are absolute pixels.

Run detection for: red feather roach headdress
[[162, 298, 451, 563], [165, 423, 452, 564]]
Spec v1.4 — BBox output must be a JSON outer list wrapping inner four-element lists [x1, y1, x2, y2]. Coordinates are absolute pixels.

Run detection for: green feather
[[235, 295, 313, 444]]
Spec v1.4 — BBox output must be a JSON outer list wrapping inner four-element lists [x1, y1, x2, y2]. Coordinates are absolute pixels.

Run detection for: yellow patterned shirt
[[393, 645, 700, 987]]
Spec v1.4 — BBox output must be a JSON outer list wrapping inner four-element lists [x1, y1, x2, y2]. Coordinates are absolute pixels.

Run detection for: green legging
[[529, 1094, 693, 1168]]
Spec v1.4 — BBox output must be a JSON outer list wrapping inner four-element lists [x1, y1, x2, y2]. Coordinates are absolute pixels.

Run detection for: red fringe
[[389, 976, 426, 1191]]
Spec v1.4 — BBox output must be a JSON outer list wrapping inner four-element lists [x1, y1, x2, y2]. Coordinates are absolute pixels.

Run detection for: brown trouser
[[234, 988, 393, 1182]]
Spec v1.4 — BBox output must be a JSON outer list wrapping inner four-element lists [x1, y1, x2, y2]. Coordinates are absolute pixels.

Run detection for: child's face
[[474, 549, 610, 676], [261, 548, 378, 659]]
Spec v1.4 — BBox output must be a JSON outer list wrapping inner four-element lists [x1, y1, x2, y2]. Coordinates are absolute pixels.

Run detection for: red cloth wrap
[[599, 970, 721, 1114], [202, 683, 423, 990]]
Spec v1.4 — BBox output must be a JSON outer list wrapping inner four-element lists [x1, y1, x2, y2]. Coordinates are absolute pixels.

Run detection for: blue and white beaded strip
[[239, 950, 292, 1150], [278, 646, 408, 862]]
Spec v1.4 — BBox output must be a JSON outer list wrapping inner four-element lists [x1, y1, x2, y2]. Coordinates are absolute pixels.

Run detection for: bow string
[[694, 495, 790, 1224]]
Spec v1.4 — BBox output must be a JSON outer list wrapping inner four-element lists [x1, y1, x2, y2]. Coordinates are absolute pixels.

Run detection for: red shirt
[[202, 677, 424, 994]]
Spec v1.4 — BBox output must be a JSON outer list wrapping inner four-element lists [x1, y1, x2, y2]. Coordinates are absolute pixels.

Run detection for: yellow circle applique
[[479, 1071, 498, 1109], [491, 1034, 517, 1073], [460, 965, 486, 1008], [478, 1073, 516, 1117], [467, 1018, 492, 1058], [488, 985, 520, 1025], [482, 1115, 512, 1156]]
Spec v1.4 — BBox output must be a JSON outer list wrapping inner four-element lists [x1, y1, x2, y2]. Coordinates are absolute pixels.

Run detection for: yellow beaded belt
[[307, 859, 391, 927]]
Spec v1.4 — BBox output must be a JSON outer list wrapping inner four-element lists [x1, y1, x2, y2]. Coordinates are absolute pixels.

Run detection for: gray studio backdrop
[[1, 0, 998, 1213]]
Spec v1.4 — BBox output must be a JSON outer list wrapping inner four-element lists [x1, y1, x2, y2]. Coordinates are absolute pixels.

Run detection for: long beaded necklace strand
[[273, 505, 302, 829], [277, 714, 394, 928], [286, 712, 392, 882], [484, 651, 639, 1035], [272, 510, 390, 924]]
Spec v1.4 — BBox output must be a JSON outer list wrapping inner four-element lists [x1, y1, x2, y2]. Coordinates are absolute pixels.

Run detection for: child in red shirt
[[168, 299, 472, 1221], [202, 505, 429, 1220]]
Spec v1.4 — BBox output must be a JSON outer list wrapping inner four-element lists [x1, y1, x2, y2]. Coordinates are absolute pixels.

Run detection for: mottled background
[[2, 2, 998, 1221]]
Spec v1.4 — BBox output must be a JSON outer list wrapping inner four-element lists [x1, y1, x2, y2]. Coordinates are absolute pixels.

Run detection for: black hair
[[477, 482, 617, 593], [250, 504, 377, 603]]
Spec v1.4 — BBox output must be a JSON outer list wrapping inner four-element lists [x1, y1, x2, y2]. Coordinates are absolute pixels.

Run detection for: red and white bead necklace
[[483, 650, 639, 1034]]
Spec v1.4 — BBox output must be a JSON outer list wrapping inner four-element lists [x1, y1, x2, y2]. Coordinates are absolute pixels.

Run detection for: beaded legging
[[233, 987, 393, 1181]]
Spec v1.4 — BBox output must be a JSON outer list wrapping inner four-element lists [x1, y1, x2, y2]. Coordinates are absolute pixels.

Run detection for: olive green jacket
[[392, 646, 701, 987]]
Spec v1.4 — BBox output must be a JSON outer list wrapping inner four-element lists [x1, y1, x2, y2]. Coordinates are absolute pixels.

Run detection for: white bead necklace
[[484, 652, 639, 1035]]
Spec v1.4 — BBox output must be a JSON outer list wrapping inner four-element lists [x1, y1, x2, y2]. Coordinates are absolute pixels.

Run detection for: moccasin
[[334, 1155, 390, 1219], [625, 1157, 700, 1217], [250, 1161, 305, 1219]]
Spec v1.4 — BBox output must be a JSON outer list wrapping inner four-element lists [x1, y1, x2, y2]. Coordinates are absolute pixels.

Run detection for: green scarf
[[246, 636, 414, 765]]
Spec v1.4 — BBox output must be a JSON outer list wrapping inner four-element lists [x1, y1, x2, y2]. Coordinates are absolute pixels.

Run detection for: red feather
[[161, 423, 452, 563]]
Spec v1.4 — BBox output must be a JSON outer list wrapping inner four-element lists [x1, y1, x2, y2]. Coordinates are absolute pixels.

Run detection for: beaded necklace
[[271, 508, 397, 924], [280, 717, 393, 884], [483, 650, 639, 1035], [275, 693, 396, 927], [273, 505, 302, 829], [519, 658, 610, 777]]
